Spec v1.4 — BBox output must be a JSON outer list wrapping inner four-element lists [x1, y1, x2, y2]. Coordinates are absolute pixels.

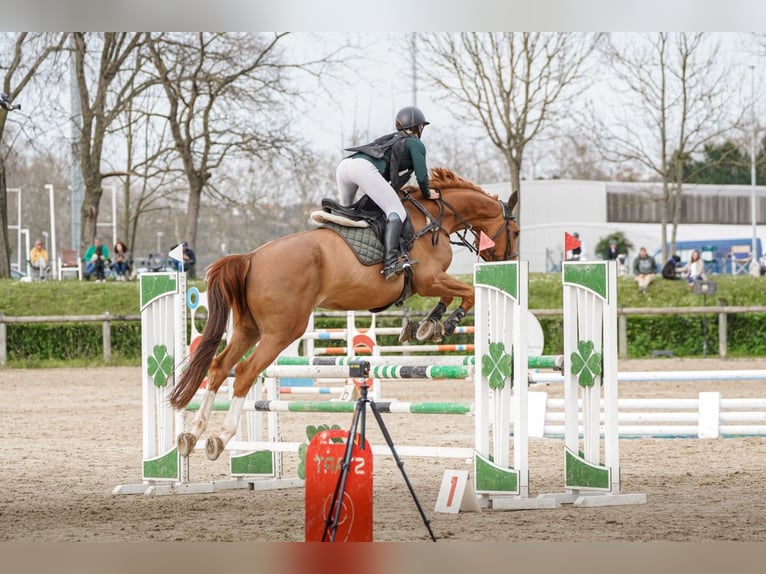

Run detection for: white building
[[449, 179, 766, 274]]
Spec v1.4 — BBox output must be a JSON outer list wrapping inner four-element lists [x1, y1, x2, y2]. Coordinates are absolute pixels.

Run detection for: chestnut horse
[[169, 167, 519, 460]]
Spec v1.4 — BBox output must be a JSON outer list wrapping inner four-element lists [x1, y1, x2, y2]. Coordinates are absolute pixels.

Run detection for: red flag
[[478, 231, 495, 252], [564, 232, 581, 252]]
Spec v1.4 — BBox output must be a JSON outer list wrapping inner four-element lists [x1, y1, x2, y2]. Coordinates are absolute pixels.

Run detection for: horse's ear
[[507, 190, 518, 212]]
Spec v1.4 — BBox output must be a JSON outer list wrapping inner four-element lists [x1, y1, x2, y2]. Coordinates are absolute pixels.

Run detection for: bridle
[[479, 200, 519, 261], [404, 193, 519, 261]]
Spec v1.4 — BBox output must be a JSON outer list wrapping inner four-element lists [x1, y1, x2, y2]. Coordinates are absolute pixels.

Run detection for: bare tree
[[0, 32, 67, 278], [108, 51, 181, 258], [418, 32, 603, 227], [71, 32, 146, 255], [590, 33, 744, 262], [144, 32, 343, 275]]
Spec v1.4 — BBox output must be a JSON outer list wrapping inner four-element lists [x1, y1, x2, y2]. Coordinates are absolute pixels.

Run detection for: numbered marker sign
[[304, 429, 373, 541], [434, 470, 481, 514]]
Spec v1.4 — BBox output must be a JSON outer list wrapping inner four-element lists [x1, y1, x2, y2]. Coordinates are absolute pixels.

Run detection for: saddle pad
[[310, 210, 369, 228], [318, 222, 383, 265]]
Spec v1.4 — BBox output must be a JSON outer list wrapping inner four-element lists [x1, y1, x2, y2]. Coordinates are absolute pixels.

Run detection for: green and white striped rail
[[260, 364, 473, 380], [186, 399, 473, 415], [271, 354, 563, 370]]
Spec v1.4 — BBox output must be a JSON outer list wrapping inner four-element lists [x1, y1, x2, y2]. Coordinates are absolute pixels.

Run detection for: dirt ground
[[2, 357, 766, 543]]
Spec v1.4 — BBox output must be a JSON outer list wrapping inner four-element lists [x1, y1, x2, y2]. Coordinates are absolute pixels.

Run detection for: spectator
[[605, 239, 620, 261], [661, 254, 682, 280], [112, 241, 132, 281], [566, 232, 586, 261], [633, 246, 658, 294], [171, 241, 196, 273], [83, 237, 110, 283], [678, 249, 706, 285], [29, 239, 49, 280]]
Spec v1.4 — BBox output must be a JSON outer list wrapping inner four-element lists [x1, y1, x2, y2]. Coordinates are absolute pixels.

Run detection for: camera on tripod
[[0, 93, 20, 111], [348, 359, 370, 379]]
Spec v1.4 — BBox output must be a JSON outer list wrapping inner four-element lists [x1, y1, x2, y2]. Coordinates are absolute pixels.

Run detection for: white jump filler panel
[[473, 261, 556, 510], [539, 261, 646, 507]]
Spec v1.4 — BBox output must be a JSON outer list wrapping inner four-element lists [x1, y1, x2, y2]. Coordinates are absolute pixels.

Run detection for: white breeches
[[336, 157, 407, 221]]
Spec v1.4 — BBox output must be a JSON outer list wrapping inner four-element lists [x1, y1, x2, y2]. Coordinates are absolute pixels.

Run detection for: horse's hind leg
[[205, 336, 292, 461], [177, 328, 258, 457]]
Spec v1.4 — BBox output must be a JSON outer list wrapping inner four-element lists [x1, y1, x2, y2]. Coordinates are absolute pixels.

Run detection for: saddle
[[311, 195, 416, 266]]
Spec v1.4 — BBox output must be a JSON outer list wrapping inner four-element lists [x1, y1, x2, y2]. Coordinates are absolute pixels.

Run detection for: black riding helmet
[[395, 106, 430, 132]]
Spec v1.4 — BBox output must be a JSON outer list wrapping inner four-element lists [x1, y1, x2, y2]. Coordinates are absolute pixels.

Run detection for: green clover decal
[[147, 344, 174, 388], [570, 340, 602, 388], [297, 424, 342, 479], [481, 341, 513, 390]]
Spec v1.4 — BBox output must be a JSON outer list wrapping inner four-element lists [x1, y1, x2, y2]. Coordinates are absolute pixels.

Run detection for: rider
[[336, 105, 440, 280]]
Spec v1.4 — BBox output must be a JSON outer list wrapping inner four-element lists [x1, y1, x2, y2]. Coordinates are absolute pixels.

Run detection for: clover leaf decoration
[[297, 424, 343, 479], [481, 341, 513, 390], [570, 340, 602, 388], [147, 344, 174, 388]]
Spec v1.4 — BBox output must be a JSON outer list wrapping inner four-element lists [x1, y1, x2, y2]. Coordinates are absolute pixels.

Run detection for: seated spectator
[[171, 241, 196, 273], [83, 237, 110, 282], [29, 239, 50, 280], [112, 240, 132, 281], [661, 254, 681, 280], [633, 246, 658, 294], [678, 249, 706, 285]]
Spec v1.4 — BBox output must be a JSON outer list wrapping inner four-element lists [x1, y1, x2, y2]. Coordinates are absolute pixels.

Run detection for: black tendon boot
[[381, 214, 405, 280]]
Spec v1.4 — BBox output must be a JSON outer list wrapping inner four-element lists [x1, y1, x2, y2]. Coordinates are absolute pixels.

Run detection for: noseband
[[481, 200, 519, 261]]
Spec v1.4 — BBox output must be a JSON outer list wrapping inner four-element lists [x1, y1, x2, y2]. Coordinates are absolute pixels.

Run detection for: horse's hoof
[[205, 436, 225, 461], [177, 432, 197, 457], [416, 319, 437, 342], [399, 320, 418, 343]]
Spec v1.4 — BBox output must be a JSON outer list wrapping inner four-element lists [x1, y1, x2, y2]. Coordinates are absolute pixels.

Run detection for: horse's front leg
[[400, 298, 452, 343], [442, 305, 467, 336], [412, 272, 476, 342]]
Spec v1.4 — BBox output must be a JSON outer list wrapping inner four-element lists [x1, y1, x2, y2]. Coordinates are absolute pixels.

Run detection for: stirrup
[[401, 257, 419, 270], [381, 260, 405, 280]]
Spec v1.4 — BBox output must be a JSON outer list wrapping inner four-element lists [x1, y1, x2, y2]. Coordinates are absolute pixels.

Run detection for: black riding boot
[[381, 214, 405, 280]]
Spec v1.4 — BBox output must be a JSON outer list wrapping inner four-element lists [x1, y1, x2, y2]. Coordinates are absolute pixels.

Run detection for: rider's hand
[[427, 189, 441, 200]]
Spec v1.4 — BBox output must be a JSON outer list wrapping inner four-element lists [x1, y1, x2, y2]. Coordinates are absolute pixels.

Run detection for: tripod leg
[[368, 400, 437, 542], [322, 398, 364, 542]]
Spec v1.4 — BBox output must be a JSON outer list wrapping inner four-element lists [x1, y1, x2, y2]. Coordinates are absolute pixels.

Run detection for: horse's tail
[[168, 254, 252, 410]]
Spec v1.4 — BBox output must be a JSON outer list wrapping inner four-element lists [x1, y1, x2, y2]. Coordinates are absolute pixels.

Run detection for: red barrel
[[304, 429, 373, 542]]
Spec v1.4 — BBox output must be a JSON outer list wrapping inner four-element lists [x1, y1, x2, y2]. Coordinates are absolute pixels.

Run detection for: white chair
[[728, 245, 752, 276], [58, 249, 82, 280]]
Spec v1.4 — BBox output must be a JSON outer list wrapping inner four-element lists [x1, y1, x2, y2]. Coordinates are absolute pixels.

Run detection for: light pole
[[751, 65, 758, 259], [156, 231, 164, 254]]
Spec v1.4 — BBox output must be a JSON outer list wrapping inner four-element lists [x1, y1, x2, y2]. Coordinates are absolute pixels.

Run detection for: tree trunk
[[0, 155, 10, 277], [79, 174, 103, 254]]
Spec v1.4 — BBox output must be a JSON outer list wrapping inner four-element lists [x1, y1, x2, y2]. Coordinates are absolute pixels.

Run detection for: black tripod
[[322, 360, 436, 542]]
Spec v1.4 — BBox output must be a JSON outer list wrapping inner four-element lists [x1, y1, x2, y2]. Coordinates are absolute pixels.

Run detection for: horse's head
[[418, 167, 519, 262], [477, 189, 519, 262]]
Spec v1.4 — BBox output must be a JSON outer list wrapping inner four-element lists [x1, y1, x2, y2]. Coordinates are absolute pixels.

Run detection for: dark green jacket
[[351, 135, 429, 196]]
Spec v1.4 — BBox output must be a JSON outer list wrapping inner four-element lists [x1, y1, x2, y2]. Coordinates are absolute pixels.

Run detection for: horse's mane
[[401, 167, 490, 197], [429, 167, 484, 192]]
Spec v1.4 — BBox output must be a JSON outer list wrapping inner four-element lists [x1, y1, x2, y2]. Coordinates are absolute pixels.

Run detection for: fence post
[[618, 314, 628, 359], [0, 314, 6, 365], [718, 312, 727, 358], [102, 312, 111, 362]]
